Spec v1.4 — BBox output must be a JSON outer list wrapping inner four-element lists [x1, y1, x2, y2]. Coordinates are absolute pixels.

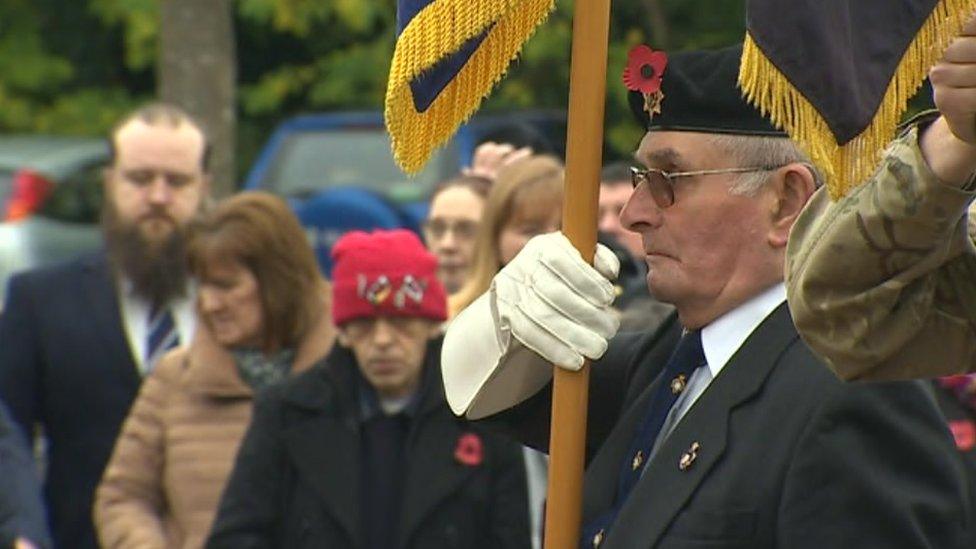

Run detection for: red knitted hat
[[331, 229, 448, 325]]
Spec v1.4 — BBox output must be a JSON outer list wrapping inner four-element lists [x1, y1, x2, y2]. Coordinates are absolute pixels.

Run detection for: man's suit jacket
[[208, 338, 531, 549], [0, 252, 141, 549], [503, 304, 971, 548]]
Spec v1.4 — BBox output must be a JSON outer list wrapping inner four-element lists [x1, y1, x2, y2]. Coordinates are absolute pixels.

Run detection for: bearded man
[[0, 103, 210, 549]]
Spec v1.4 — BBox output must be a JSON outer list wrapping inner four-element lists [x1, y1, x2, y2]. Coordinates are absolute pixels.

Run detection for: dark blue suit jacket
[[0, 252, 141, 549]]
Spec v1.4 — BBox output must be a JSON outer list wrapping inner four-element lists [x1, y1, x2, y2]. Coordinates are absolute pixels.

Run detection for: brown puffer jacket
[[93, 291, 335, 549]]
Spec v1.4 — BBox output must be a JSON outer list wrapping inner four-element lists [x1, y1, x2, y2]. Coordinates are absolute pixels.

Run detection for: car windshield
[[260, 129, 446, 199]]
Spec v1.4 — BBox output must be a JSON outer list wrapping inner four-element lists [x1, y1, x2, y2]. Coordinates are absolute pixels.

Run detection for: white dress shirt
[[117, 278, 196, 374], [648, 283, 787, 459]]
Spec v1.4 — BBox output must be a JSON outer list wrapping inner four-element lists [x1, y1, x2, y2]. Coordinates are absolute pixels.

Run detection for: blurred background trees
[[0, 0, 748, 189]]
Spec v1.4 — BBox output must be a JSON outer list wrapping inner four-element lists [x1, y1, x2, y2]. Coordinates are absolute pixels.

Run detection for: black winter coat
[[207, 337, 531, 549]]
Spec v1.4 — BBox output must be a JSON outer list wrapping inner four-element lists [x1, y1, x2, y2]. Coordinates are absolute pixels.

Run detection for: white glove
[[491, 232, 620, 370]]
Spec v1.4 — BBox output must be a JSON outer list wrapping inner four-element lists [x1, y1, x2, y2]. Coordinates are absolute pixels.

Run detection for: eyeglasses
[[422, 219, 478, 242], [629, 165, 780, 209]]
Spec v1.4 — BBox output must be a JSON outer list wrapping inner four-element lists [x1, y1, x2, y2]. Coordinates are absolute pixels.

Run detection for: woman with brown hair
[[446, 155, 563, 549], [449, 155, 564, 317], [94, 192, 335, 549]]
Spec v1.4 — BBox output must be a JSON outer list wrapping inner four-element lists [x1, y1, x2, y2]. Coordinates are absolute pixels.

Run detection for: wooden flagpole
[[544, 0, 612, 547]]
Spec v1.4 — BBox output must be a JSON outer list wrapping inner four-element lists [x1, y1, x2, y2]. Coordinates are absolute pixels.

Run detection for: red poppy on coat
[[623, 45, 667, 95], [948, 420, 976, 452], [454, 432, 483, 466]]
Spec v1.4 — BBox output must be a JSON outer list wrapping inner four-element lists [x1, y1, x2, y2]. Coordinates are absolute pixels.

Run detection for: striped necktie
[[145, 303, 179, 372]]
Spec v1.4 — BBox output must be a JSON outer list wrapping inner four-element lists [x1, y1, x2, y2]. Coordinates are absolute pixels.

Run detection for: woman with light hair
[[449, 155, 564, 317]]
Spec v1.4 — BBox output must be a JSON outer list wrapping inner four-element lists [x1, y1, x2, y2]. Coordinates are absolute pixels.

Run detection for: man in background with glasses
[[440, 44, 969, 548]]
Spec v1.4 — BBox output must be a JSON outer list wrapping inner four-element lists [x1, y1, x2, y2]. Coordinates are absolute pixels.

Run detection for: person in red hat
[[206, 229, 531, 549]]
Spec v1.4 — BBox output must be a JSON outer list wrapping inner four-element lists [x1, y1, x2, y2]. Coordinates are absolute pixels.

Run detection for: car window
[[37, 161, 104, 224], [0, 170, 13, 209], [261, 130, 446, 198]]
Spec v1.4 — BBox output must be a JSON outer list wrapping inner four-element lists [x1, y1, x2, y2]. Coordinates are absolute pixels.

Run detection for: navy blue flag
[[385, 0, 555, 173], [739, 0, 975, 198]]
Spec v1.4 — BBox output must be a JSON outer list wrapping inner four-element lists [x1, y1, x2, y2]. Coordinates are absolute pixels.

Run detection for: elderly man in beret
[[440, 45, 971, 548]]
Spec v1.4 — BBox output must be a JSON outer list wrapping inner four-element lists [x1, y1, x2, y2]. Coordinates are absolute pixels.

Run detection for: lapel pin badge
[[678, 441, 701, 471]]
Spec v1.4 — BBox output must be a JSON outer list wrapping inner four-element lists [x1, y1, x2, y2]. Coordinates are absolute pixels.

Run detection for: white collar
[[699, 283, 786, 378]]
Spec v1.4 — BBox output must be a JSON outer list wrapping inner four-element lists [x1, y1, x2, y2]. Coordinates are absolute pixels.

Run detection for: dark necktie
[[581, 330, 706, 548], [145, 303, 179, 372]]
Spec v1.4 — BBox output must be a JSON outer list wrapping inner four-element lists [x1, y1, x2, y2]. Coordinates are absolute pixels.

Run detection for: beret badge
[[623, 45, 667, 119]]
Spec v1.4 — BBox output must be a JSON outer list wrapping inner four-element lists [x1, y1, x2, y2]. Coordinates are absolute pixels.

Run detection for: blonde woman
[[449, 155, 564, 317]]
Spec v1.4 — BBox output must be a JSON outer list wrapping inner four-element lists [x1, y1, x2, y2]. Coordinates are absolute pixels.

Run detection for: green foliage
[[89, 0, 158, 70], [0, 0, 752, 170]]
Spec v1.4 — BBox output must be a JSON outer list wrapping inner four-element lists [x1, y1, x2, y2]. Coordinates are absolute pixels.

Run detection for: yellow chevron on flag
[[385, 0, 556, 174]]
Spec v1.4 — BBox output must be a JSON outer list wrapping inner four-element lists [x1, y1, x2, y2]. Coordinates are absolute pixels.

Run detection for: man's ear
[[767, 163, 817, 248]]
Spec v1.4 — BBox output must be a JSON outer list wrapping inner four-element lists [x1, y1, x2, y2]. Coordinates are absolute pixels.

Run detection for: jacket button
[[631, 450, 644, 470], [592, 529, 605, 547], [679, 441, 701, 471]]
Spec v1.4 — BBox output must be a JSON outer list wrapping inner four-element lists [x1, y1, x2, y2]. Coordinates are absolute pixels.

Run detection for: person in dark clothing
[[0, 399, 50, 549], [934, 374, 976, 545], [208, 229, 530, 549]]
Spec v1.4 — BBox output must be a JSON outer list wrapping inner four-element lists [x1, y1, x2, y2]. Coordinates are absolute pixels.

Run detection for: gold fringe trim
[[385, 0, 556, 174], [739, 0, 976, 200]]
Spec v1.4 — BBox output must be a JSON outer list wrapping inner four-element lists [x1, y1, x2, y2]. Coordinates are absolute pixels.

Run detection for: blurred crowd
[[0, 102, 673, 549], [2, 36, 976, 548]]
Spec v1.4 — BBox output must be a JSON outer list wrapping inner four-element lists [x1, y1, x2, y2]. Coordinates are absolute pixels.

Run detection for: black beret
[[628, 44, 787, 137]]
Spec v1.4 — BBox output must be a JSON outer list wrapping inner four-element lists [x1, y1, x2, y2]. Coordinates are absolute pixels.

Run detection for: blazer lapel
[[397, 409, 474, 547], [603, 305, 798, 548], [582, 321, 683, 522], [80, 253, 140, 384], [281, 367, 362, 547], [397, 343, 475, 547]]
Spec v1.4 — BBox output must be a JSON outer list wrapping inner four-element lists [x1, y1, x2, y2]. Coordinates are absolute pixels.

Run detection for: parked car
[[244, 110, 566, 274], [0, 136, 108, 303]]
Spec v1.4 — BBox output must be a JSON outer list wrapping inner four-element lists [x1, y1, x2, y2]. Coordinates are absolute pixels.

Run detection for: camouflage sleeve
[[786, 126, 976, 380]]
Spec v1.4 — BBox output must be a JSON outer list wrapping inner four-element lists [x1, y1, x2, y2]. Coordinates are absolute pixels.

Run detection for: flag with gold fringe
[[385, 0, 556, 174], [739, 0, 976, 199]]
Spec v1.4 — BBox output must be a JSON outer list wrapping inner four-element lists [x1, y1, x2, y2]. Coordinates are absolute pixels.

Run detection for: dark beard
[[102, 204, 189, 305]]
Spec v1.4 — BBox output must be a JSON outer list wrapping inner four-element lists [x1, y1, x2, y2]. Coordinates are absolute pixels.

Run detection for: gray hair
[[707, 134, 823, 196]]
